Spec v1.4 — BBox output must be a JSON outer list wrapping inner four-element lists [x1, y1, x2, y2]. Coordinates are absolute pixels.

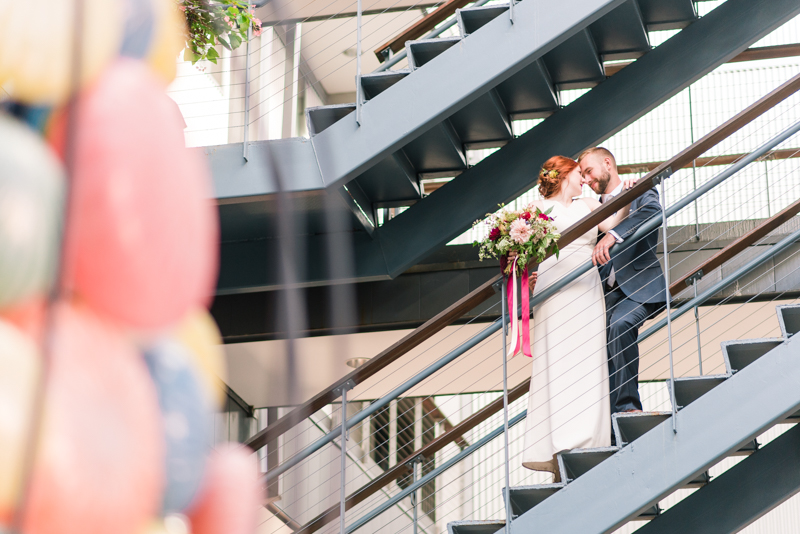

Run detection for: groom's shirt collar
[[606, 182, 624, 199]]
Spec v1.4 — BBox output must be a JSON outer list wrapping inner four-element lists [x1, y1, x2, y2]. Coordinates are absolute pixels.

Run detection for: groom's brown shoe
[[622, 409, 643, 413]]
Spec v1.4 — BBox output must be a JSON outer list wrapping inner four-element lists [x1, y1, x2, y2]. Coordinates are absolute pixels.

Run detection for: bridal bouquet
[[472, 204, 561, 275], [473, 204, 561, 358]]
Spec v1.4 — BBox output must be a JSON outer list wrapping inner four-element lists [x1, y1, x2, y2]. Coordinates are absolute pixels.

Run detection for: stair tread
[[458, 5, 509, 36], [407, 37, 462, 69], [360, 70, 411, 100], [305, 104, 356, 136], [777, 304, 800, 338], [613, 411, 671, 445], [722, 338, 784, 374], [558, 446, 620, 481], [448, 519, 505, 534], [671, 374, 729, 409]]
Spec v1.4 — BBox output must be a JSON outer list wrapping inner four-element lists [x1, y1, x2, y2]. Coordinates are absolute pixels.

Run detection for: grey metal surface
[[637, 0, 697, 31], [542, 29, 605, 89], [588, 0, 649, 60], [375, 0, 800, 280], [449, 90, 513, 148], [311, 0, 626, 189], [613, 412, 671, 445], [507, 484, 565, 516], [449, 520, 506, 534], [636, 422, 800, 534], [306, 103, 356, 136], [407, 37, 463, 70], [510, 328, 800, 534], [777, 304, 800, 338], [670, 375, 729, 409], [360, 70, 411, 100], [722, 338, 785, 374], [402, 120, 467, 173], [458, 5, 509, 36], [557, 447, 620, 482]]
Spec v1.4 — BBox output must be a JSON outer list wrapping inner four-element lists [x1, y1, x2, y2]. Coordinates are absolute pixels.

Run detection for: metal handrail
[[272, 116, 800, 532], [346, 220, 800, 533], [247, 72, 800, 457]]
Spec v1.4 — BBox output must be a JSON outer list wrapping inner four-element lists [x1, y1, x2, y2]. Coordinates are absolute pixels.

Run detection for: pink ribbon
[[507, 257, 532, 358]]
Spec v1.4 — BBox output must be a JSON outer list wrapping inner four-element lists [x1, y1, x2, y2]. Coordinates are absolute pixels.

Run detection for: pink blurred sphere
[[187, 444, 262, 534], [23, 302, 164, 534], [53, 59, 218, 331]]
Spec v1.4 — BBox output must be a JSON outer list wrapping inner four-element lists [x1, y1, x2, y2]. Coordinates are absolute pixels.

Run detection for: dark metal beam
[[376, 0, 800, 278], [636, 423, 800, 534]]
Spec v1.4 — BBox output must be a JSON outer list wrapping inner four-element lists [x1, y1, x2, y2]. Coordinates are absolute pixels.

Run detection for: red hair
[[538, 156, 578, 198]]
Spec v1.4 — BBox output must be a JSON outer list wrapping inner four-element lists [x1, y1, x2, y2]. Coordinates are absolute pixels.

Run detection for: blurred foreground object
[[0, 116, 64, 310], [144, 339, 212, 514], [0, 0, 123, 104], [22, 303, 164, 534], [187, 444, 262, 534], [0, 320, 39, 525], [175, 309, 227, 408], [50, 59, 218, 331]]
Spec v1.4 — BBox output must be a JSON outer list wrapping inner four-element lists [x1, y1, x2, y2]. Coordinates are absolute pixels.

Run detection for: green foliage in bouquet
[[473, 204, 561, 275], [180, 0, 263, 64]]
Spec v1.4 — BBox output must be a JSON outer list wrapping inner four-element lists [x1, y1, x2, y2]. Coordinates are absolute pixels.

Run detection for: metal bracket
[[334, 379, 356, 396], [651, 166, 672, 186], [493, 278, 504, 292], [685, 269, 704, 287]]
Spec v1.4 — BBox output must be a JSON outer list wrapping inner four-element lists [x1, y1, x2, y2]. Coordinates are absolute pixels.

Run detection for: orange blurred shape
[[22, 302, 164, 534], [0, 297, 46, 340], [187, 444, 262, 534], [0, 319, 39, 526], [48, 59, 219, 331]]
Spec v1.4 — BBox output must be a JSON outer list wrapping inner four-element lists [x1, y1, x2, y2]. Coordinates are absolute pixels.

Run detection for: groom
[[579, 147, 667, 414]]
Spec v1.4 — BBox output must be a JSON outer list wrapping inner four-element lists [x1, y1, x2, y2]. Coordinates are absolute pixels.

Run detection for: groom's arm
[[610, 187, 660, 240]]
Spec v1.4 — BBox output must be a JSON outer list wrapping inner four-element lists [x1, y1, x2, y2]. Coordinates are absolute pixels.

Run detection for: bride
[[520, 155, 637, 479]]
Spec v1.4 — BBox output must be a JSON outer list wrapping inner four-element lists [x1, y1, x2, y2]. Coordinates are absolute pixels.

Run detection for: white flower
[[509, 219, 533, 244]]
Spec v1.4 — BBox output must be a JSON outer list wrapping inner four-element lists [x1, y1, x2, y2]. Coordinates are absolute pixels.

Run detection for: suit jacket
[[599, 187, 667, 304]]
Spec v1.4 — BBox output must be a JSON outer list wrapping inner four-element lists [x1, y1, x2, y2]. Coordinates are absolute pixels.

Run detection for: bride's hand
[[622, 176, 639, 190], [529, 272, 537, 289]]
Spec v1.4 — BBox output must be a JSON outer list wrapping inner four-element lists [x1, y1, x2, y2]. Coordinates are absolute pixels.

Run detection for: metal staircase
[[212, 0, 800, 294], [448, 305, 800, 534]]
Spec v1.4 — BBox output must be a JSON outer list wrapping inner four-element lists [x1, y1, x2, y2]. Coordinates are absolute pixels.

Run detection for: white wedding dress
[[521, 198, 610, 475]]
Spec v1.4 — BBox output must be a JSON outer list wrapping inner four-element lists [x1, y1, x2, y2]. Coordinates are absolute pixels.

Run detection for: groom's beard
[[590, 169, 612, 195]]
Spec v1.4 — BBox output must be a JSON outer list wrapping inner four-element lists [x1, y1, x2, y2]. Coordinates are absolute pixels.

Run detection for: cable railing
[[245, 72, 800, 534]]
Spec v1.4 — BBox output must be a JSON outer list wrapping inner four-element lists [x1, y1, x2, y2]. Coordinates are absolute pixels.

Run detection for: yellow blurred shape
[[176, 309, 227, 408], [0, 319, 39, 525], [147, 0, 187, 85]]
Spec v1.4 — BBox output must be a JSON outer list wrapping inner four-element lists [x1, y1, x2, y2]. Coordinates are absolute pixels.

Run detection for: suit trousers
[[604, 284, 663, 413]]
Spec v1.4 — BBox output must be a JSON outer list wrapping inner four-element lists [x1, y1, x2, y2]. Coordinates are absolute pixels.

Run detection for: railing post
[[499, 276, 512, 533], [336, 379, 355, 533], [509, 0, 514, 24], [655, 168, 677, 433], [686, 270, 704, 375], [355, 0, 363, 126], [411, 456, 423, 534], [243, 25, 252, 161]]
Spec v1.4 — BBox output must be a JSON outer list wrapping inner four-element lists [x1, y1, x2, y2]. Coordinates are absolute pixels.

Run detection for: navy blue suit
[[599, 187, 667, 413]]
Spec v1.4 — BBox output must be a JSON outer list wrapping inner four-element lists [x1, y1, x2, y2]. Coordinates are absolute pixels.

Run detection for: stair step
[[360, 70, 411, 101], [449, 90, 513, 148], [670, 375, 729, 410], [557, 447, 619, 482], [722, 338, 783, 374], [407, 37, 462, 70], [777, 304, 800, 338], [403, 120, 466, 173], [686, 470, 711, 488], [589, 0, 650, 61], [542, 28, 605, 89], [497, 58, 559, 119], [508, 483, 565, 516], [637, 0, 698, 31], [457, 5, 509, 36], [305, 103, 355, 136], [613, 411, 671, 445], [448, 520, 504, 534]]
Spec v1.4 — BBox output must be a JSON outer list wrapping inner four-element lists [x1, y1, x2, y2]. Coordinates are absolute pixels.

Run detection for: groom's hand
[[592, 233, 616, 266]]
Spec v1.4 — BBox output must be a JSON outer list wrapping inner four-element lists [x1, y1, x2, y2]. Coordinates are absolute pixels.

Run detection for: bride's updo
[[538, 156, 578, 198]]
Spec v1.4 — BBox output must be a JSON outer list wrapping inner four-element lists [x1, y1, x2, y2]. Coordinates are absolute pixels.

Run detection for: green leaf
[[218, 36, 232, 50], [227, 6, 238, 15], [206, 46, 220, 60], [229, 32, 242, 48]]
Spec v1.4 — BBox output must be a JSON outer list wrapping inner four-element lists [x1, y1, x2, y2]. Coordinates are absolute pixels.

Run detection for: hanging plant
[[179, 0, 263, 64]]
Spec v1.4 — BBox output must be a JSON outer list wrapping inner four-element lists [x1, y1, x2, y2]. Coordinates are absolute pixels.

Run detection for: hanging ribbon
[[506, 257, 533, 358]]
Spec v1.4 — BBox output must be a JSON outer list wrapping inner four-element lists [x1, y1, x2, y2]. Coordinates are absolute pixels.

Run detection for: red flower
[[489, 227, 501, 241], [538, 213, 551, 221], [520, 211, 532, 221]]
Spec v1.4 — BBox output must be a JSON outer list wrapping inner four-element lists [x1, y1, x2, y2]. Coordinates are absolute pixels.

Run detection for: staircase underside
[[208, 0, 800, 295]]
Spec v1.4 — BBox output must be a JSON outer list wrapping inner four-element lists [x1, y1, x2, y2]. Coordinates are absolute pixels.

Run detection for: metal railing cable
[[251, 74, 800, 461], [350, 229, 800, 533], [268, 139, 800, 534], [304, 124, 800, 532]]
